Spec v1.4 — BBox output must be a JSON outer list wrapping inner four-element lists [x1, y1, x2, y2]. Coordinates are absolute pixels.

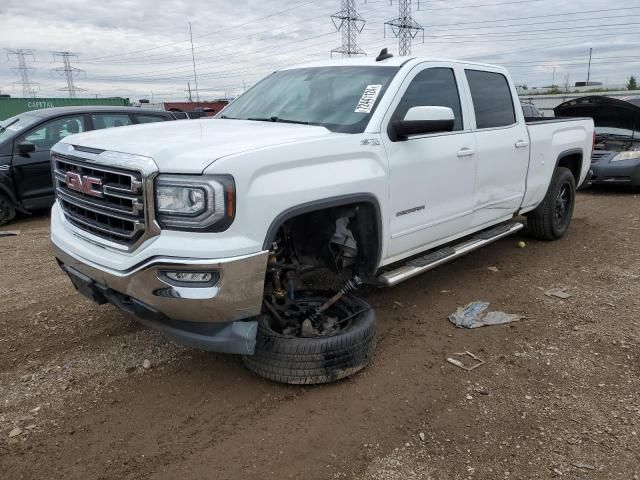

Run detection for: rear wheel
[[243, 292, 375, 385], [0, 195, 16, 227], [526, 167, 576, 240]]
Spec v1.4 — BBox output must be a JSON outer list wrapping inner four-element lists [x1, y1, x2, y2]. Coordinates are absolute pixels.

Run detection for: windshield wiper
[[246, 116, 309, 125]]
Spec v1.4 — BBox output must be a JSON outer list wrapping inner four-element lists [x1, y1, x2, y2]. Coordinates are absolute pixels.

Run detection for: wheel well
[[557, 152, 582, 184], [264, 198, 382, 276]]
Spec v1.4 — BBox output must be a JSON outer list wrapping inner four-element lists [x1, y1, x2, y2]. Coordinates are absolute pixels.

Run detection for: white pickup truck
[[50, 51, 594, 384]]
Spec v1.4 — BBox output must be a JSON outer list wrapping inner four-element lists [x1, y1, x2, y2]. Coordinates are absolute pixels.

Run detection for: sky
[[1, 0, 639, 102]]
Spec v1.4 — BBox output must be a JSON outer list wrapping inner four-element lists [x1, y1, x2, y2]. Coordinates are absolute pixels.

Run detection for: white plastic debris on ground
[[448, 301, 522, 329]]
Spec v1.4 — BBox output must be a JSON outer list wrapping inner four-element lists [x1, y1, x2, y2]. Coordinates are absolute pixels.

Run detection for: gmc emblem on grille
[[65, 171, 103, 198]]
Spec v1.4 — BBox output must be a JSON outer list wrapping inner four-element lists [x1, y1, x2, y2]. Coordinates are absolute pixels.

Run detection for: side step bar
[[377, 221, 524, 287]]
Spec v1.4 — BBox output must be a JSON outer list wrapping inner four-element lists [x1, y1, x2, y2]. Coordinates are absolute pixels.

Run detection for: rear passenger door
[[383, 65, 478, 261], [463, 68, 530, 227]]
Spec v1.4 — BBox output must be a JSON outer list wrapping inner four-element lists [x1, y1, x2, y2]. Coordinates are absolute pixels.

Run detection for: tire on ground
[[0, 194, 16, 227], [243, 295, 375, 385], [526, 167, 576, 241]]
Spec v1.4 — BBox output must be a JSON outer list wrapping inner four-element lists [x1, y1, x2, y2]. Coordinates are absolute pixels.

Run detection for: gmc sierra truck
[[50, 51, 594, 384]]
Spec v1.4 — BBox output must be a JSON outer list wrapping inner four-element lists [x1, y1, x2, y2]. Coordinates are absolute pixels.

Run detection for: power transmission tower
[[385, 0, 424, 56], [331, 0, 366, 57], [52, 52, 84, 98], [5, 49, 39, 97]]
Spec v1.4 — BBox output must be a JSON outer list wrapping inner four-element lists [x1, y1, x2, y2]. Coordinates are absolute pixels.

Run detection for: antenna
[[331, 0, 366, 57], [52, 52, 85, 98], [5, 49, 39, 97], [385, 0, 424, 56]]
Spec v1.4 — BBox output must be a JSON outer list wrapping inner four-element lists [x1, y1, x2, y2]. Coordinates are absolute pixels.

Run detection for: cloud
[[0, 0, 638, 100]]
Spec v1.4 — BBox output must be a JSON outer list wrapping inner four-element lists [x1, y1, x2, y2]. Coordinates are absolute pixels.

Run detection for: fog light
[[159, 270, 219, 287]]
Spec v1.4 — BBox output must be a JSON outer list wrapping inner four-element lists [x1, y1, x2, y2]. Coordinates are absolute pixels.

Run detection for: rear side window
[[91, 114, 133, 130], [135, 115, 167, 124], [393, 68, 463, 131], [465, 70, 516, 129]]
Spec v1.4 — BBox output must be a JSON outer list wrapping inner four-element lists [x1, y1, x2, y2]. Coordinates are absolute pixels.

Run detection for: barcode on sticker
[[355, 85, 382, 113]]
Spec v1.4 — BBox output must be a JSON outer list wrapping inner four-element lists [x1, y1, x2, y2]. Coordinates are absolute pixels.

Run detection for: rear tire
[[526, 167, 576, 241], [243, 294, 375, 385], [0, 195, 16, 227]]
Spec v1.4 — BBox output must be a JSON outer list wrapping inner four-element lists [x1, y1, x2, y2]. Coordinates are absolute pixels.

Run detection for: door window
[[465, 70, 516, 129], [134, 114, 167, 124], [392, 68, 464, 131], [91, 114, 133, 130], [19, 116, 86, 151]]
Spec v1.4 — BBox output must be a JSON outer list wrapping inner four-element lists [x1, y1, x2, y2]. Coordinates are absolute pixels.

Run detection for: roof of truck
[[284, 54, 504, 71]]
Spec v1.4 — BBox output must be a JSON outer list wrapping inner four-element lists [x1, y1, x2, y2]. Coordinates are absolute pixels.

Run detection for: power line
[[82, 0, 319, 62], [5, 49, 39, 97]]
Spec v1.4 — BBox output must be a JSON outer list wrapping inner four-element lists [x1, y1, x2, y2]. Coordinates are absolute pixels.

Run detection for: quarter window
[[393, 68, 464, 132], [465, 70, 516, 129]]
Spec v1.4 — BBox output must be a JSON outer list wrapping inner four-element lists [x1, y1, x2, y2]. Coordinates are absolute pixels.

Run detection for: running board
[[377, 221, 524, 287]]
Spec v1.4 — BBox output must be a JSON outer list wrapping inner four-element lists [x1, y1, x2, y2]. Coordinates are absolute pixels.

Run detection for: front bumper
[[590, 159, 640, 186], [53, 243, 269, 324]]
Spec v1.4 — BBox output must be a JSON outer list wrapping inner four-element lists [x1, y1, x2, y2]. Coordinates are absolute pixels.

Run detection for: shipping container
[[0, 97, 130, 121]]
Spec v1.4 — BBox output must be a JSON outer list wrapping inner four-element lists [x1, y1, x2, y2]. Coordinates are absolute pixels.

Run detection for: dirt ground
[[1, 189, 639, 480]]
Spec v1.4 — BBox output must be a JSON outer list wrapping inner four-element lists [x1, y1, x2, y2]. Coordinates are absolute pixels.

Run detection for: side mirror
[[17, 142, 36, 154], [392, 106, 455, 140]]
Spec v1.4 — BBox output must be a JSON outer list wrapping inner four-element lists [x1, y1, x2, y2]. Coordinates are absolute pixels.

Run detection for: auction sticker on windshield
[[355, 85, 382, 113]]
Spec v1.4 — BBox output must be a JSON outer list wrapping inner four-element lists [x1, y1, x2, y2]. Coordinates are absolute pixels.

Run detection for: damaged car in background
[[555, 96, 640, 187]]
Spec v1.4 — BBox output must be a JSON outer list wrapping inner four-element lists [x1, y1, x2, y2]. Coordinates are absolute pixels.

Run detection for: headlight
[[611, 151, 640, 162], [155, 175, 235, 231]]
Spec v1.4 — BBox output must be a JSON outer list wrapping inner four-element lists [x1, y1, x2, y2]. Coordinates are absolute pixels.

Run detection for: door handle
[[515, 140, 530, 149], [457, 148, 475, 157]]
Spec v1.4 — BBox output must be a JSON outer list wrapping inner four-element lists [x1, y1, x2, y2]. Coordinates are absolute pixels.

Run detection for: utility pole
[[552, 67, 556, 87], [586, 47, 593, 85], [187, 81, 193, 102], [5, 49, 38, 97], [385, 0, 424, 56], [52, 52, 84, 98], [188, 22, 200, 105], [331, 0, 366, 57]]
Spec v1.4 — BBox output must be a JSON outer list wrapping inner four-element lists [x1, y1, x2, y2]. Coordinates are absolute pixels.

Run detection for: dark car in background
[[0, 106, 177, 225], [555, 96, 640, 187]]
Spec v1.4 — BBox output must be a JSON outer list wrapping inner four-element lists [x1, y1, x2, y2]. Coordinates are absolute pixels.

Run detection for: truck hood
[[60, 119, 338, 173]]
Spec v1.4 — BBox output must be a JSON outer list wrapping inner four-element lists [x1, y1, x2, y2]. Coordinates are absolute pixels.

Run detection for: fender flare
[[262, 193, 384, 272], [555, 148, 585, 183]]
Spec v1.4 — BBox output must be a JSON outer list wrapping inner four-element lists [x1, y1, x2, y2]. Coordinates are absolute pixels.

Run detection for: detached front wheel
[[243, 292, 375, 385], [526, 167, 576, 240]]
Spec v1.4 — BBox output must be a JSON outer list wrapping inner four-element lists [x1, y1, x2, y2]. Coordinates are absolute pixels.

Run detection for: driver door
[[13, 115, 87, 208], [382, 65, 478, 261]]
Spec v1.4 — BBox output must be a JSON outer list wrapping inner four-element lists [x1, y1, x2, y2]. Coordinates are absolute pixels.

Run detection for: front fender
[[205, 134, 390, 264]]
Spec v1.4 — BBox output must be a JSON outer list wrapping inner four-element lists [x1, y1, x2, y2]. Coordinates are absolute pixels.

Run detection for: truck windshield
[[0, 114, 40, 142], [218, 66, 399, 133]]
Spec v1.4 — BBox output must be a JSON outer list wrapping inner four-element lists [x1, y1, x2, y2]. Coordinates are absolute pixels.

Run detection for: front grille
[[53, 155, 146, 246]]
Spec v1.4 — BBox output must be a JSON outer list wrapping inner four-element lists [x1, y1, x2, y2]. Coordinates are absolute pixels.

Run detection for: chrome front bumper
[[53, 243, 269, 324]]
